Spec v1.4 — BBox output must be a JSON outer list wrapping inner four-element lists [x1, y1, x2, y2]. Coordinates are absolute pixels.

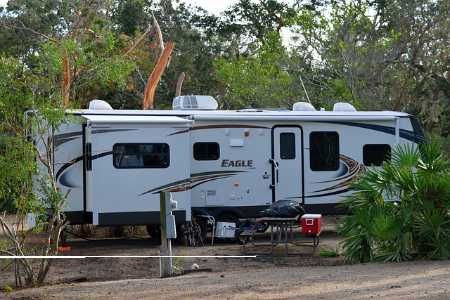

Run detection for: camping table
[[239, 217, 305, 254]]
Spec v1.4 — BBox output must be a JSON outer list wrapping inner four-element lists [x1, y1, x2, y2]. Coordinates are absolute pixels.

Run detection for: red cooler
[[300, 214, 322, 236]]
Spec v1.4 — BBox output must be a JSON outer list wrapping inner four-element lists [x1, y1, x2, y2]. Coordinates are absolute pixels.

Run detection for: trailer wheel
[[176, 224, 188, 246], [146, 225, 161, 243]]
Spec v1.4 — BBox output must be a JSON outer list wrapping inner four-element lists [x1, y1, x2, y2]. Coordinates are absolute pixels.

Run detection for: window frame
[[363, 144, 391, 166], [279, 132, 296, 160], [309, 131, 340, 171], [112, 143, 170, 169], [193, 142, 220, 161]]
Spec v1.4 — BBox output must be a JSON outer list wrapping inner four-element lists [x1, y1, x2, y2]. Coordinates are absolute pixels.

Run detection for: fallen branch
[[142, 41, 175, 109]]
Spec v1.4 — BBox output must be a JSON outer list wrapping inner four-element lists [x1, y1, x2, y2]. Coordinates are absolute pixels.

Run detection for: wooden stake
[[159, 192, 173, 278]]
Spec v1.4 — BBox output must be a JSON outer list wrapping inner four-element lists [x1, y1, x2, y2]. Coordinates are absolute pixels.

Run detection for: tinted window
[[280, 132, 295, 159], [113, 143, 170, 168], [193, 142, 220, 160], [363, 144, 391, 166], [310, 132, 339, 171]]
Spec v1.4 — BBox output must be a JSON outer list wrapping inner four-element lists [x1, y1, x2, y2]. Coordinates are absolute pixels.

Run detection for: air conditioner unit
[[172, 95, 218, 110]]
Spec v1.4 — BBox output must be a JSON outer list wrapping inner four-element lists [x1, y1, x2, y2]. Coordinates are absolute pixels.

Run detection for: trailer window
[[363, 144, 391, 166], [310, 132, 339, 171], [280, 132, 296, 159], [194, 142, 220, 160], [113, 143, 170, 168]]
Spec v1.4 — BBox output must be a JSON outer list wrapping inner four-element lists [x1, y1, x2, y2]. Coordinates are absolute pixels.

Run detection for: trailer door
[[272, 126, 303, 203]]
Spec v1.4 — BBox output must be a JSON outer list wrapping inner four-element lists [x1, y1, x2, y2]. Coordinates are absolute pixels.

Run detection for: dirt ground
[[6, 260, 450, 300], [2, 218, 450, 299]]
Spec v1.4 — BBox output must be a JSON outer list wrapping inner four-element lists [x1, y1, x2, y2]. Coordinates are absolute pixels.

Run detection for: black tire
[[146, 225, 161, 243], [110, 225, 125, 237], [176, 224, 188, 246]]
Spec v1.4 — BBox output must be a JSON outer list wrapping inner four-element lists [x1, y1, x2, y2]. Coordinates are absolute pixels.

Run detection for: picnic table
[[238, 216, 320, 255]]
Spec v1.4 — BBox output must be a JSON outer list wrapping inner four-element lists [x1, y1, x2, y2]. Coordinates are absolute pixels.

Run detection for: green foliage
[[0, 136, 36, 213], [1, 284, 14, 293], [319, 247, 339, 257], [340, 141, 450, 263], [215, 32, 295, 109]]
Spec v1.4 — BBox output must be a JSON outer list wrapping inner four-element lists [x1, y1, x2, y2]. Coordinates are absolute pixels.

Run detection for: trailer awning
[[82, 114, 192, 125]]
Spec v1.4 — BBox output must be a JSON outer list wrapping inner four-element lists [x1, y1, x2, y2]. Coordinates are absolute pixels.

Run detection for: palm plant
[[340, 141, 450, 263]]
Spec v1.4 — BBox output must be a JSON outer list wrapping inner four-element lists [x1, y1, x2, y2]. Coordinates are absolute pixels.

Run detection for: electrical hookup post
[[159, 191, 177, 278]]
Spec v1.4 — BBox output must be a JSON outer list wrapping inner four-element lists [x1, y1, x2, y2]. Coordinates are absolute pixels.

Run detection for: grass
[[319, 247, 339, 257]]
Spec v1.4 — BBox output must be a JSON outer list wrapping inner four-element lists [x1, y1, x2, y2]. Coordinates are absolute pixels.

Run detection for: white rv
[[36, 96, 424, 232]]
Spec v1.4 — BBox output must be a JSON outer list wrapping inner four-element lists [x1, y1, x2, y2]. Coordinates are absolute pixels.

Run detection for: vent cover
[[333, 102, 357, 112], [172, 95, 218, 110], [88, 99, 113, 110], [292, 102, 316, 111]]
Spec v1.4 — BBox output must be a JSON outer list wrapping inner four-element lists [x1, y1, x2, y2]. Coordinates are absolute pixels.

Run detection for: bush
[[340, 141, 450, 262]]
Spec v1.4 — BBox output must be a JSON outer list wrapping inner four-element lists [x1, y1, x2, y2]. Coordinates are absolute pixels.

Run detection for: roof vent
[[172, 95, 218, 110], [333, 102, 356, 112], [88, 99, 113, 110], [293, 102, 316, 111]]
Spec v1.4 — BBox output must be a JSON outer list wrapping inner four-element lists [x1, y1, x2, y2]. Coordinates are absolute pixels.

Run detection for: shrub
[[340, 141, 450, 262]]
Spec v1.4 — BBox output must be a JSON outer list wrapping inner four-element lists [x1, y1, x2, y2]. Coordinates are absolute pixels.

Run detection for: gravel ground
[[2, 217, 450, 299], [5, 260, 450, 299]]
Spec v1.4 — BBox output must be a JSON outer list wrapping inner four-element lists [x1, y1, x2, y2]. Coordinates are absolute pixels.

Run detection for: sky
[[188, 0, 239, 13]]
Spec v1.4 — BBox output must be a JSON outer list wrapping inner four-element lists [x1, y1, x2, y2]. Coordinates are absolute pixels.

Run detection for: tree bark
[[175, 72, 185, 97], [142, 42, 175, 109]]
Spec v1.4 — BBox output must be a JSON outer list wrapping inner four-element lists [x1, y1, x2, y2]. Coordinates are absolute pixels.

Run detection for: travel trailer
[[32, 96, 424, 233]]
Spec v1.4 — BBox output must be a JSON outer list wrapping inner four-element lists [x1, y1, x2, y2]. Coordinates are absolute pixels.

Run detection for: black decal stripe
[[55, 136, 80, 147], [192, 170, 245, 177], [160, 175, 234, 194], [139, 171, 246, 196], [57, 151, 112, 185], [399, 129, 424, 143], [317, 155, 359, 184], [139, 178, 191, 196], [54, 131, 82, 140], [168, 124, 270, 136], [59, 172, 79, 188], [54, 131, 82, 147], [305, 189, 349, 198], [91, 151, 113, 160], [321, 121, 421, 143], [313, 157, 365, 193], [56, 156, 84, 181], [190, 175, 234, 189], [92, 129, 137, 134]]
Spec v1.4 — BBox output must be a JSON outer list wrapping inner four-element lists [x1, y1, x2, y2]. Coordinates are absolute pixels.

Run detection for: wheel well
[[216, 210, 240, 222]]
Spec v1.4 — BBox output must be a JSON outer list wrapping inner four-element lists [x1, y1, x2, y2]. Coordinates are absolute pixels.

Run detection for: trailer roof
[[73, 109, 409, 117], [72, 109, 410, 123], [82, 114, 193, 124]]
